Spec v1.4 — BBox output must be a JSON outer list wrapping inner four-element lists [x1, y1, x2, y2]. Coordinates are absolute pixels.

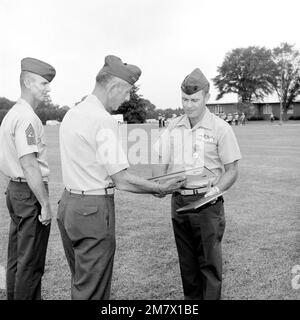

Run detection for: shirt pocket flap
[[75, 206, 98, 216]]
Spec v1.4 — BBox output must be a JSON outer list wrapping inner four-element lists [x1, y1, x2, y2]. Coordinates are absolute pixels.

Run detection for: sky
[[1, 0, 300, 109]]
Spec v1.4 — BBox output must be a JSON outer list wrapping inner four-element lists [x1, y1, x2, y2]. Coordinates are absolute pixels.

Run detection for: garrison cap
[[181, 68, 209, 95], [100, 55, 141, 85], [21, 57, 56, 82]]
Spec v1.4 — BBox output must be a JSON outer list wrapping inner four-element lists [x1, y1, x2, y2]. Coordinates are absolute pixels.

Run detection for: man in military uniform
[[0, 57, 56, 299], [153, 68, 241, 300], [57, 55, 185, 300]]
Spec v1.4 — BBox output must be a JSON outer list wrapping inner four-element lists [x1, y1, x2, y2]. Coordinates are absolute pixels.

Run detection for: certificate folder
[[176, 191, 226, 213], [148, 166, 216, 193]]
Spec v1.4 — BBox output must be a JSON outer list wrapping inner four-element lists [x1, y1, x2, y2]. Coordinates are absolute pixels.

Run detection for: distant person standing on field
[[227, 113, 233, 125], [158, 115, 162, 128], [234, 113, 239, 125], [270, 113, 275, 123], [240, 113, 246, 125]]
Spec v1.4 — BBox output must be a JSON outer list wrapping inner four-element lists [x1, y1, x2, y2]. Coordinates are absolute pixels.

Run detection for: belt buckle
[[105, 187, 114, 195], [11, 177, 25, 183], [180, 189, 188, 196], [180, 189, 193, 196]]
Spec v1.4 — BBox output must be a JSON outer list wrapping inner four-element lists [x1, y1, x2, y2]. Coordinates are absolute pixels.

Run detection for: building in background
[[207, 101, 300, 120]]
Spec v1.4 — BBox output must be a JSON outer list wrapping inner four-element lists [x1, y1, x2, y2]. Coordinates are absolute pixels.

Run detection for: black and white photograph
[[0, 0, 299, 307]]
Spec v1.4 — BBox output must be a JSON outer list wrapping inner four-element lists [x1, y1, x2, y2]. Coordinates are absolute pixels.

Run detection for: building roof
[[207, 100, 300, 106]]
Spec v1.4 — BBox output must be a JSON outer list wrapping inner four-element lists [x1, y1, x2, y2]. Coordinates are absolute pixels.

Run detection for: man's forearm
[[214, 162, 238, 192], [113, 171, 161, 194], [21, 158, 49, 207]]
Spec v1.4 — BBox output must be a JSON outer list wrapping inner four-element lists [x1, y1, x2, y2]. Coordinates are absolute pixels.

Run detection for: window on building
[[287, 104, 294, 115], [263, 104, 272, 114], [215, 105, 224, 114]]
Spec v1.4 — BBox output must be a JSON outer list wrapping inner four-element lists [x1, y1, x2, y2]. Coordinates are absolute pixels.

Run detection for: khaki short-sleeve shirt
[[155, 108, 242, 187], [0, 99, 50, 179], [59, 94, 129, 191]]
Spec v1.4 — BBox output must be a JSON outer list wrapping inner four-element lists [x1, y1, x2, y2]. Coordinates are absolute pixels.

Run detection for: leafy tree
[[0, 97, 15, 125], [271, 43, 300, 121], [36, 100, 57, 124], [0, 96, 69, 124], [114, 86, 147, 123], [142, 98, 157, 119], [57, 106, 70, 121], [213, 46, 276, 103], [0, 109, 8, 125], [0, 97, 15, 110], [236, 102, 253, 117], [36, 97, 69, 124]]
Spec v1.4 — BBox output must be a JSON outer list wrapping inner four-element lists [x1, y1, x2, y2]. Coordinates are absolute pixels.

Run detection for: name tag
[[196, 133, 215, 143]]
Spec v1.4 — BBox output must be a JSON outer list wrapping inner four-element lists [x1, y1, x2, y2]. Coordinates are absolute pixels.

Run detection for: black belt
[[10, 177, 49, 183], [176, 187, 207, 196]]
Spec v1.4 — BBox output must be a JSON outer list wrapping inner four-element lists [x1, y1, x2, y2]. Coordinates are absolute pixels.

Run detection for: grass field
[[0, 121, 300, 300]]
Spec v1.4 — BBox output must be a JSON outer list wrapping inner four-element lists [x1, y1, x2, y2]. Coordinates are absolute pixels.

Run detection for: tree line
[[0, 87, 182, 125], [112, 86, 183, 123], [0, 97, 70, 125], [1, 42, 300, 124]]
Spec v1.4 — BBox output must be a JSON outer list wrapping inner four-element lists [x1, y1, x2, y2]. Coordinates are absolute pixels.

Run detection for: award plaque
[[148, 166, 216, 194], [176, 190, 227, 213]]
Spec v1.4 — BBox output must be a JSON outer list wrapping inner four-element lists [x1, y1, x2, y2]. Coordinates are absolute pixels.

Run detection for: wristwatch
[[211, 186, 220, 194]]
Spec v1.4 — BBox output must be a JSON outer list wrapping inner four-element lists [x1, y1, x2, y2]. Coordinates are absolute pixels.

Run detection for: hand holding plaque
[[156, 176, 187, 197], [149, 166, 216, 195]]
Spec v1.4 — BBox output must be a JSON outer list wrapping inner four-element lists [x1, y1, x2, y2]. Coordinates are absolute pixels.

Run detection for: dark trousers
[[57, 190, 116, 300], [5, 181, 51, 300], [171, 193, 226, 300]]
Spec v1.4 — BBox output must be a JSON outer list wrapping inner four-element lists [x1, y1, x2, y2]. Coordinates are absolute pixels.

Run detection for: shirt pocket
[[204, 139, 217, 156]]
